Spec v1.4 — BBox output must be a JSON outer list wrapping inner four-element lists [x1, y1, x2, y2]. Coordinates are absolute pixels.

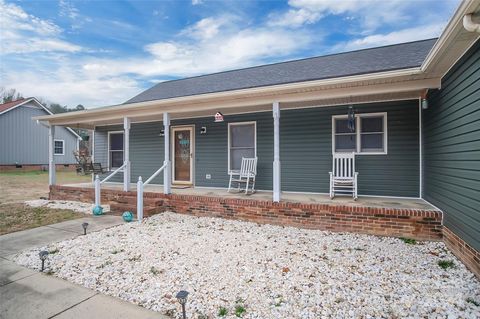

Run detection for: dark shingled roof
[[126, 38, 437, 104]]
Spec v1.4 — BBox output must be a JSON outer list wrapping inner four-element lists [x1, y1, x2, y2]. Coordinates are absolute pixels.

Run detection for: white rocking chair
[[329, 153, 358, 200], [228, 157, 257, 194]]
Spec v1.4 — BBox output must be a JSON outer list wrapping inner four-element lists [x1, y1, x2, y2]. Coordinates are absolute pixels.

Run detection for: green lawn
[[0, 170, 91, 234]]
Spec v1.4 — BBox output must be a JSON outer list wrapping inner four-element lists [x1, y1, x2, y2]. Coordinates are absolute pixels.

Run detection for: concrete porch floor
[[63, 182, 436, 211]]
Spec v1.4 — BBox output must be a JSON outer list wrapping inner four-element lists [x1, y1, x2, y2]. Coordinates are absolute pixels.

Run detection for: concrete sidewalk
[[0, 216, 167, 319]]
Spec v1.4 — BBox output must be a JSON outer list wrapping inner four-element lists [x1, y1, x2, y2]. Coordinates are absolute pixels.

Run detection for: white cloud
[[0, 0, 82, 53], [3, 67, 141, 107], [0, 0, 60, 36], [59, 0, 79, 20], [192, 0, 203, 5], [269, 0, 412, 30], [334, 23, 444, 52], [81, 26, 312, 79], [2, 38, 81, 54], [181, 17, 229, 40], [0, 3, 313, 107]]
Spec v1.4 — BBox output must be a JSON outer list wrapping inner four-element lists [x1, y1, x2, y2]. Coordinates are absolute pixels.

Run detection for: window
[[54, 140, 64, 155], [334, 118, 356, 152], [332, 113, 387, 154], [228, 122, 256, 171], [108, 132, 124, 168]]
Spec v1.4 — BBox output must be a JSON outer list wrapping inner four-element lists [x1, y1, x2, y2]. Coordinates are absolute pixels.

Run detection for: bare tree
[[0, 87, 23, 103]]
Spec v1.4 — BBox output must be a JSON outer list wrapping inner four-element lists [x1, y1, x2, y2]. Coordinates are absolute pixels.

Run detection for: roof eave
[[33, 66, 425, 123]]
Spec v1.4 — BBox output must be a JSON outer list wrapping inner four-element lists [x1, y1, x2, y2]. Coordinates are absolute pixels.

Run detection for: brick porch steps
[[109, 196, 164, 217]]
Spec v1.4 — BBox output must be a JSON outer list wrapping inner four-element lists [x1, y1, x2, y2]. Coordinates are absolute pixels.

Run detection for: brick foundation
[[50, 185, 442, 241], [443, 227, 480, 278]]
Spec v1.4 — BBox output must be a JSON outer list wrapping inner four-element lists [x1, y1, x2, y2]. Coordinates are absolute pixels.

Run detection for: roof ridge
[[143, 38, 438, 88]]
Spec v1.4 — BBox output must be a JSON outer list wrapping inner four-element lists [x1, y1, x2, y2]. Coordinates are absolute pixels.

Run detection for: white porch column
[[273, 102, 281, 202], [123, 117, 131, 192], [163, 113, 171, 194], [48, 125, 56, 186]]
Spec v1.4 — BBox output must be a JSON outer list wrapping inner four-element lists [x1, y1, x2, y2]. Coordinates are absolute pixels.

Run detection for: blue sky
[[0, 0, 460, 108]]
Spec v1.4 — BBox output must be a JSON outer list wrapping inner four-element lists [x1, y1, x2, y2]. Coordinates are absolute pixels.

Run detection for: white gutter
[[463, 14, 480, 32]]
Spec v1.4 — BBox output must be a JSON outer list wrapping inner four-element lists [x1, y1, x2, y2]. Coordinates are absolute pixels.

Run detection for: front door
[[172, 126, 194, 184]]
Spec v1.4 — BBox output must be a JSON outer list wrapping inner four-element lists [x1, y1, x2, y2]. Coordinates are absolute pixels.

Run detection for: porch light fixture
[[82, 222, 89, 235], [39, 250, 49, 272], [214, 112, 224, 122], [421, 98, 429, 110], [200, 126, 207, 134], [159, 129, 165, 137], [176, 290, 189, 319]]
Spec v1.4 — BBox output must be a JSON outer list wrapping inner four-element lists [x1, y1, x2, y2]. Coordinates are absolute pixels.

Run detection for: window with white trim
[[333, 113, 387, 154], [109, 132, 124, 168], [228, 122, 256, 171], [54, 140, 64, 155]]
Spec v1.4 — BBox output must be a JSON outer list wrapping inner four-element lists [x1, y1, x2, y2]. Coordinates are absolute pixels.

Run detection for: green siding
[[280, 101, 419, 196], [95, 100, 419, 197], [423, 39, 480, 251]]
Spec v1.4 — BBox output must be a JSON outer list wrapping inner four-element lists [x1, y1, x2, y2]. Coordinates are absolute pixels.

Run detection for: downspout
[[418, 97, 423, 199], [463, 14, 480, 33]]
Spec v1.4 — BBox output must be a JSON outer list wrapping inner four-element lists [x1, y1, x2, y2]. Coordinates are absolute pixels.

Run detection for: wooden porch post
[[163, 112, 171, 194], [123, 117, 131, 192], [48, 125, 56, 186], [273, 102, 281, 202]]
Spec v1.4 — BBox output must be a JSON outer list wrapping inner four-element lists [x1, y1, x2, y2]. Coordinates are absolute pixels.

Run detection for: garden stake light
[[39, 251, 49, 272], [82, 222, 89, 235], [176, 290, 189, 319]]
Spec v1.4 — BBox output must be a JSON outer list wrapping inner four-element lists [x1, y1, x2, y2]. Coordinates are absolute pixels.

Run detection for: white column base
[[123, 161, 131, 192], [273, 160, 281, 202], [164, 160, 171, 194]]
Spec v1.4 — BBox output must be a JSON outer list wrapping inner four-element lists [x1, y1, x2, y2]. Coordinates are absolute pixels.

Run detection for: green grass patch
[[400, 237, 417, 245], [218, 307, 228, 316], [466, 298, 479, 306], [234, 305, 246, 317], [438, 260, 455, 270]]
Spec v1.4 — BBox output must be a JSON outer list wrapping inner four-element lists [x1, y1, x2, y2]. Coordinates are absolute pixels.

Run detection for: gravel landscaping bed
[[25, 199, 110, 214], [14, 212, 480, 318]]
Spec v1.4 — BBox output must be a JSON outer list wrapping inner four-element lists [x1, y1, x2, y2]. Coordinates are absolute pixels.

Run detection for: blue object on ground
[[92, 205, 103, 216], [122, 211, 133, 222]]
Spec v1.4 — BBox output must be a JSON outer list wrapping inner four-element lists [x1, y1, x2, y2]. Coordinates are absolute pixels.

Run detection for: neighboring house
[[36, 0, 480, 276], [0, 97, 81, 169]]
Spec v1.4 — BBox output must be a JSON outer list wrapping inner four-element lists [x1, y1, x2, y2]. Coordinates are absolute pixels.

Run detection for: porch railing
[[137, 163, 167, 222], [94, 163, 126, 207]]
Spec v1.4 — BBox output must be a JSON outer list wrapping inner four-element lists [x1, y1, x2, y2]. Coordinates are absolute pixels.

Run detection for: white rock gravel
[[14, 212, 480, 319], [25, 199, 110, 214]]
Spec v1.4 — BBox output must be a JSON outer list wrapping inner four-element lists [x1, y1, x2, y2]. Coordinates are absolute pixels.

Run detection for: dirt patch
[[0, 171, 91, 204], [0, 171, 91, 234], [0, 203, 84, 235]]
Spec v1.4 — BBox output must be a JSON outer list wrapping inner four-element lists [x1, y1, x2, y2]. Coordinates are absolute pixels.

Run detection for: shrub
[[400, 237, 417, 245], [218, 307, 228, 316], [438, 260, 455, 270], [466, 298, 479, 307], [235, 305, 246, 317]]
